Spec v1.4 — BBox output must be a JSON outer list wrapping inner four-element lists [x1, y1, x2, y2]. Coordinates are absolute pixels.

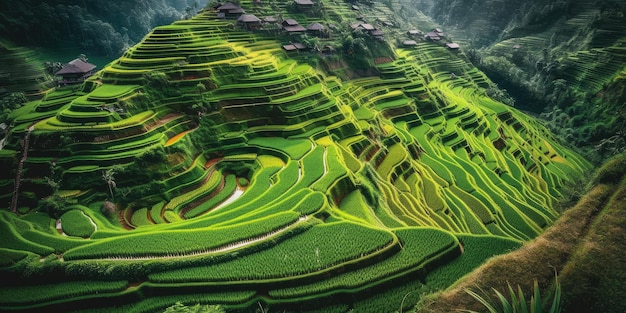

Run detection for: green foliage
[[0, 1, 190, 56], [163, 302, 226, 313], [463, 277, 562, 313]]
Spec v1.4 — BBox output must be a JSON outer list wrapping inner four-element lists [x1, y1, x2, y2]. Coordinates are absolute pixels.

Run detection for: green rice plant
[[376, 143, 407, 179], [150, 201, 165, 224], [0, 212, 54, 256], [248, 137, 312, 160], [0, 280, 128, 306], [60, 210, 96, 238], [269, 227, 458, 299], [311, 145, 349, 192], [294, 145, 325, 188], [184, 174, 238, 219], [339, 190, 380, 226], [424, 234, 521, 290], [463, 277, 561, 313], [167, 169, 222, 212], [63, 212, 300, 260], [0, 248, 36, 267], [292, 191, 326, 215], [131, 208, 152, 227], [149, 221, 395, 282], [20, 230, 87, 254]]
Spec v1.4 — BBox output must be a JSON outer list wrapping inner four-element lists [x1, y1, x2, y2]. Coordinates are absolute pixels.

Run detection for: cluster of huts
[[214, 2, 462, 55], [402, 28, 460, 50]]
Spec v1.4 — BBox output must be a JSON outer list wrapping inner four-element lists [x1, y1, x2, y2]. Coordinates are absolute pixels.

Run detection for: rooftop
[[307, 22, 325, 31], [237, 14, 261, 23], [56, 58, 96, 75]]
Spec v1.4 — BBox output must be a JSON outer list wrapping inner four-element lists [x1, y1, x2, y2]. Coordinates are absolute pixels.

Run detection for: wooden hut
[[55, 58, 96, 85], [237, 14, 262, 30]]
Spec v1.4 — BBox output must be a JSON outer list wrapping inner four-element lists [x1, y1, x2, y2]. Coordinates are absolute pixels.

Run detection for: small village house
[[55, 58, 96, 85]]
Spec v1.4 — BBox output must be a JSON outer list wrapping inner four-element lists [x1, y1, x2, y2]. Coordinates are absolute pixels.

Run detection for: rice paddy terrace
[[0, 1, 591, 312]]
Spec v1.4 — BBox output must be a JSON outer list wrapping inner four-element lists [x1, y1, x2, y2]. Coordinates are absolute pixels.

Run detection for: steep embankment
[[0, 1, 591, 312], [418, 153, 626, 313]]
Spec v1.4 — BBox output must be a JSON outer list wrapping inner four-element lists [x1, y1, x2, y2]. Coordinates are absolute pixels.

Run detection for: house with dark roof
[[351, 22, 383, 40], [56, 58, 96, 85], [351, 22, 375, 31], [371, 29, 384, 40], [306, 22, 326, 37], [217, 2, 245, 19], [294, 0, 314, 6], [424, 32, 441, 41], [282, 42, 307, 52], [407, 29, 422, 37], [282, 19, 307, 33], [237, 14, 262, 30], [446, 43, 460, 50]]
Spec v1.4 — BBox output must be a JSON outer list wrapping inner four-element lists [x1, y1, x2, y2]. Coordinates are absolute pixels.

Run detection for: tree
[[102, 168, 117, 200]]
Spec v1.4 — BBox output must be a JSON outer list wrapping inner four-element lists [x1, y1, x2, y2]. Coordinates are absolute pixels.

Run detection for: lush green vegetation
[[1, 0, 618, 311], [410, 0, 626, 162]]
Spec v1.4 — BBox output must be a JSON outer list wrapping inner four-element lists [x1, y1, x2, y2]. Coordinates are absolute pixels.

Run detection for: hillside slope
[[0, 1, 591, 312], [408, 0, 626, 161], [419, 153, 626, 313]]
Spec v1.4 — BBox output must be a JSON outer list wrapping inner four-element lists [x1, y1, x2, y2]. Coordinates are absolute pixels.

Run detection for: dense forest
[[0, 0, 207, 56]]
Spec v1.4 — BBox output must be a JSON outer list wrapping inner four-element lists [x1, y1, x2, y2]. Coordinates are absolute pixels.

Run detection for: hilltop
[[0, 0, 613, 312]]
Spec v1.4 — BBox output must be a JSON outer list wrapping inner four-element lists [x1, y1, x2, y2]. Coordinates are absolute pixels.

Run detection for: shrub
[[463, 277, 561, 313]]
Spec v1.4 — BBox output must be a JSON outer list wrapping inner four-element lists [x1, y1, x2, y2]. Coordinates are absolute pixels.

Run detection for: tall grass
[[463, 276, 561, 313]]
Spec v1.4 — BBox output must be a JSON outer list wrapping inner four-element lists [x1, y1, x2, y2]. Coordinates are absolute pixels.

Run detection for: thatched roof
[[446, 43, 460, 49], [294, 0, 314, 5], [307, 22, 325, 31], [283, 19, 306, 32], [217, 2, 240, 10], [282, 43, 307, 51], [425, 32, 441, 41], [237, 14, 261, 23], [402, 40, 418, 46], [283, 18, 299, 26], [283, 25, 307, 32], [56, 59, 96, 75]]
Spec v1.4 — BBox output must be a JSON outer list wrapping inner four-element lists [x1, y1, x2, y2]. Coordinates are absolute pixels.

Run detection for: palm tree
[[102, 168, 117, 200]]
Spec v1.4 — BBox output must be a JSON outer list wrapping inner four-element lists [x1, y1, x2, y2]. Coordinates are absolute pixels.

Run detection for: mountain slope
[[408, 0, 626, 161], [418, 153, 626, 313], [0, 1, 590, 312]]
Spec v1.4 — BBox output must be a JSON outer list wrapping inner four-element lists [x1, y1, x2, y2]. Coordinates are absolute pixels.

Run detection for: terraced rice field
[[0, 2, 591, 312]]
